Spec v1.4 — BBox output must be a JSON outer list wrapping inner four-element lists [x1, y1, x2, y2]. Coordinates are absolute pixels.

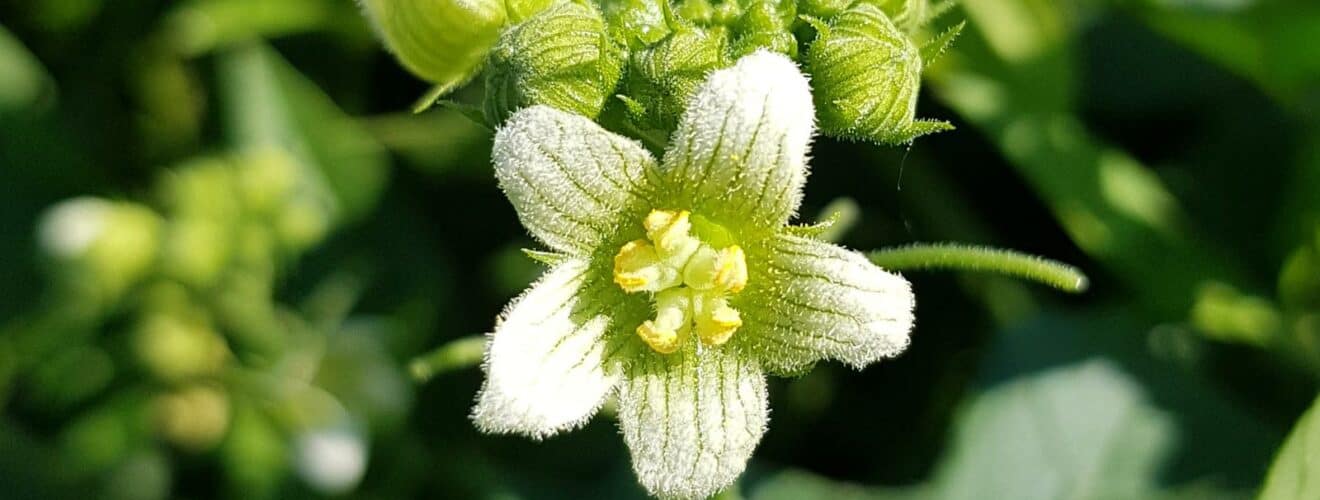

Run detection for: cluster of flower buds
[[361, 0, 961, 146], [35, 149, 339, 452]]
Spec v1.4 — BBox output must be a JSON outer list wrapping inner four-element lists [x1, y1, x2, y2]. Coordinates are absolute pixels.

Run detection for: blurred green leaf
[[930, 0, 1248, 319], [217, 42, 389, 225], [1260, 395, 1320, 500], [751, 470, 926, 500], [0, 24, 53, 111], [933, 361, 1172, 500], [162, 0, 348, 56]]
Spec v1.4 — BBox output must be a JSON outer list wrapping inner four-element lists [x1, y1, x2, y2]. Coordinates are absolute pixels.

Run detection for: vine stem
[[868, 243, 1089, 293]]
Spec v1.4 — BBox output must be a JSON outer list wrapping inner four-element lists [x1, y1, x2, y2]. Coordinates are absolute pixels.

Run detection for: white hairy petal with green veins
[[619, 346, 767, 500], [662, 50, 814, 232], [739, 234, 914, 374], [492, 105, 657, 254], [471, 260, 620, 438]]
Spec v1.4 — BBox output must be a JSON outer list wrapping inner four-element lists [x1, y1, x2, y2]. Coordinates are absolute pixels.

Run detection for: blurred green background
[[1, 0, 1318, 499]]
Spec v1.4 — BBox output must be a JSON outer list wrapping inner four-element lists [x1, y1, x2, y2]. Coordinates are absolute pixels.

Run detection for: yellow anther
[[713, 245, 748, 293], [636, 289, 692, 353], [617, 211, 748, 354], [637, 321, 684, 354], [644, 210, 693, 254], [614, 239, 667, 293], [695, 296, 742, 346]]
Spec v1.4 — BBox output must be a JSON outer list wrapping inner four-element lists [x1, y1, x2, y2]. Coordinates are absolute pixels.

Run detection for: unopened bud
[[806, 2, 951, 145], [484, 1, 624, 124]]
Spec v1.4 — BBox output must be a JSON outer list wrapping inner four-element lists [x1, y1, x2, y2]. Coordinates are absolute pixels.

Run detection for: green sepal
[[920, 20, 965, 65], [437, 100, 493, 131], [522, 249, 570, 267]]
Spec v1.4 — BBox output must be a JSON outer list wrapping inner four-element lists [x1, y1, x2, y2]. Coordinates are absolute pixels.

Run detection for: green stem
[[408, 336, 487, 382], [868, 243, 1089, 293]]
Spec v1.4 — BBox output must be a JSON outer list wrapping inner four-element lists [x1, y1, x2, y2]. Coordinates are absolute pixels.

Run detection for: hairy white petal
[[617, 347, 768, 500], [493, 106, 659, 254], [661, 50, 815, 230], [739, 234, 915, 373], [472, 260, 620, 438]]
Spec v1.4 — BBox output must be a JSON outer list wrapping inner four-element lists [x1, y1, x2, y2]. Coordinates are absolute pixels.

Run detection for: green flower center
[[612, 210, 748, 353]]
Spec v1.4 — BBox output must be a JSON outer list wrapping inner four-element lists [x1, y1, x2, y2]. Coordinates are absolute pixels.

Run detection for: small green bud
[[874, 0, 930, 33], [731, 0, 797, 58], [360, 0, 507, 92], [133, 310, 230, 382], [601, 0, 670, 49], [153, 384, 231, 452], [484, 1, 625, 125], [158, 157, 242, 222], [235, 148, 300, 216], [38, 197, 162, 302], [806, 2, 951, 145], [798, 0, 852, 20], [622, 26, 730, 131], [276, 197, 333, 252], [161, 216, 234, 288]]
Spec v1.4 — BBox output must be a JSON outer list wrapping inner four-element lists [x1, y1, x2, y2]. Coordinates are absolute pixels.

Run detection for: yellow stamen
[[695, 296, 742, 346], [615, 211, 749, 354], [713, 245, 748, 293], [644, 210, 693, 254], [614, 239, 670, 293], [637, 321, 684, 354]]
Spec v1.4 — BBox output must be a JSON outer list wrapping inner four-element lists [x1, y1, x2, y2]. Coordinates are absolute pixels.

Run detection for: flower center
[[613, 210, 748, 354]]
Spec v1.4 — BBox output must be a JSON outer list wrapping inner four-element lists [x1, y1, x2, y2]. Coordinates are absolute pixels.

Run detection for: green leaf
[[1260, 395, 1320, 500], [0, 24, 53, 111], [217, 42, 389, 224], [934, 361, 1174, 499], [162, 0, 346, 56]]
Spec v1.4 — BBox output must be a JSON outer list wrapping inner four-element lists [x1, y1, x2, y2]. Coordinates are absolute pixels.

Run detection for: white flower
[[471, 50, 915, 499]]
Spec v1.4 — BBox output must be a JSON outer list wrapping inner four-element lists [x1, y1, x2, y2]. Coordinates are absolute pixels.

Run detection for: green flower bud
[[360, 0, 507, 92], [153, 385, 231, 452], [601, 0, 670, 48], [133, 310, 230, 382], [798, 0, 851, 20], [874, 0, 931, 33], [731, 0, 797, 58], [235, 148, 300, 216], [38, 197, 162, 303], [276, 196, 333, 252], [484, 1, 625, 125], [806, 2, 951, 145], [161, 216, 234, 288], [622, 26, 730, 131]]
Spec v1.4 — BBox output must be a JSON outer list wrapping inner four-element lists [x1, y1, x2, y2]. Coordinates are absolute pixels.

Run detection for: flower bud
[[806, 2, 951, 145], [874, 0, 931, 33], [133, 310, 230, 381], [38, 197, 162, 302], [622, 26, 730, 131], [730, 0, 797, 59], [153, 385, 231, 452], [360, 0, 507, 91], [601, 0, 670, 49], [484, 1, 625, 124]]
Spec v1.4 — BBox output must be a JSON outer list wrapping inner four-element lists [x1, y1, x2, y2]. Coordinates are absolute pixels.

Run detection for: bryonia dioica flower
[[472, 51, 915, 499]]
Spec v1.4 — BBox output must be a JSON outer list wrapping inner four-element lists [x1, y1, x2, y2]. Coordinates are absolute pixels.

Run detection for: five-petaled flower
[[472, 50, 915, 499]]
